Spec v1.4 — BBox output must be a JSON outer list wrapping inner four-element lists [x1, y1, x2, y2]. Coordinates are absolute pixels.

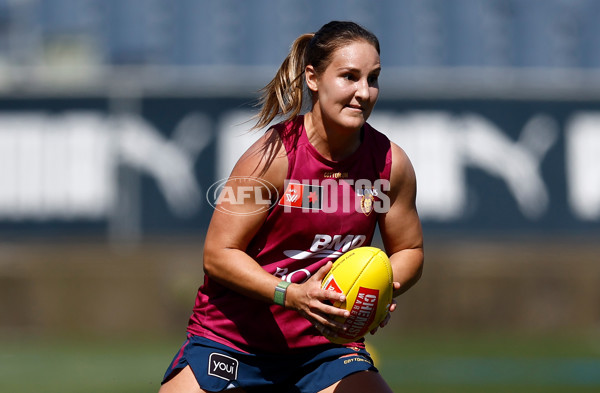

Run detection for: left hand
[[369, 281, 401, 335]]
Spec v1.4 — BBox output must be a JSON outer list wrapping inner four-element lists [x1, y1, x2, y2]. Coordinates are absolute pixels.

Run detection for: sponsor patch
[[279, 183, 323, 210], [208, 353, 238, 381], [342, 355, 372, 365]]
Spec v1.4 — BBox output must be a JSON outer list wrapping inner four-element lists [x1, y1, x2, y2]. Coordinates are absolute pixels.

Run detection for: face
[[306, 40, 381, 132]]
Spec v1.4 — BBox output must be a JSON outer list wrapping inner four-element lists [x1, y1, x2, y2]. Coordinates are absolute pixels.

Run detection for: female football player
[[159, 20, 423, 393]]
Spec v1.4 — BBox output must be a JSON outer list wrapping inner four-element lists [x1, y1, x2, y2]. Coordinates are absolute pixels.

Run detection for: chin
[[323, 110, 368, 132], [340, 116, 367, 131]]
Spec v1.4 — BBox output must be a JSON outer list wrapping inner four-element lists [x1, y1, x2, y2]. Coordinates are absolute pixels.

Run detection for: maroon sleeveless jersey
[[187, 115, 392, 353]]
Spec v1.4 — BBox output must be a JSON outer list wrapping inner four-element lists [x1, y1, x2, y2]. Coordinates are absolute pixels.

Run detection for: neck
[[304, 112, 362, 161]]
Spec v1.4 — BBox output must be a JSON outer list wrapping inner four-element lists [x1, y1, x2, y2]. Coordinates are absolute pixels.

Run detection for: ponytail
[[252, 22, 379, 131], [253, 33, 313, 130]]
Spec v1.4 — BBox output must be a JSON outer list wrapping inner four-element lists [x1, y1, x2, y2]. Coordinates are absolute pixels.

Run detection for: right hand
[[285, 261, 350, 338]]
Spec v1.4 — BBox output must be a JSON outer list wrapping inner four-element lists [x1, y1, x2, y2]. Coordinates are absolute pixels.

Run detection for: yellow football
[[321, 246, 394, 344]]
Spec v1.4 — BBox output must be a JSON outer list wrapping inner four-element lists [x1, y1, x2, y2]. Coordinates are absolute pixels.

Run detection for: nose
[[355, 78, 370, 101]]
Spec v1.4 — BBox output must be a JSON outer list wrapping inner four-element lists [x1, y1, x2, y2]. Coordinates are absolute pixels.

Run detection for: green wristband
[[274, 281, 291, 306]]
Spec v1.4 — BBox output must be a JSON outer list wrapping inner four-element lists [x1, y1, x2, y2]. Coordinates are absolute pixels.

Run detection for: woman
[[159, 21, 423, 393]]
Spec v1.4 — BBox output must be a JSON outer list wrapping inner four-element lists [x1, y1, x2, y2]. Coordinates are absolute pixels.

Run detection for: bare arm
[[202, 129, 348, 334], [202, 130, 283, 300], [378, 142, 424, 298]]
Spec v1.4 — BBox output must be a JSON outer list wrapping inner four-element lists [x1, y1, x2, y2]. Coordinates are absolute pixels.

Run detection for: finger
[[369, 312, 391, 335], [321, 301, 350, 319], [321, 286, 347, 305], [389, 300, 397, 313], [313, 320, 340, 338], [314, 289, 349, 319], [380, 311, 391, 327], [310, 311, 347, 332], [315, 321, 345, 337], [313, 261, 333, 281]]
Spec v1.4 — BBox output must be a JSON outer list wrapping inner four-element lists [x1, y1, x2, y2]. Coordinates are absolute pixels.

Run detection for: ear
[[305, 65, 318, 92]]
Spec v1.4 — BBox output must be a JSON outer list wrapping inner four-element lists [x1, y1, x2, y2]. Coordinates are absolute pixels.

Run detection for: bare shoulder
[[205, 127, 288, 241], [388, 141, 417, 199], [231, 127, 289, 190]]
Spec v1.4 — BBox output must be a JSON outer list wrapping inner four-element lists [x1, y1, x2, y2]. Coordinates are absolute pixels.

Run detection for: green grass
[[0, 335, 176, 393], [1, 331, 599, 393], [367, 330, 600, 393]]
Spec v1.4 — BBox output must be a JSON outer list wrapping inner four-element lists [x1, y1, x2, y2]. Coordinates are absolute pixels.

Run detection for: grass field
[[2, 330, 599, 393], [368, 330, 600, 393], [2, 238, 599, 392]]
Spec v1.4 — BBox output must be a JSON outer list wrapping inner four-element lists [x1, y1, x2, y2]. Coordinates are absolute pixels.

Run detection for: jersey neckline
[[296, 115, 371, 167]]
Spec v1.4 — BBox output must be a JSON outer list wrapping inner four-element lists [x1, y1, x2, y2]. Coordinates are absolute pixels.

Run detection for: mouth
[[345, 104, 364, 112]]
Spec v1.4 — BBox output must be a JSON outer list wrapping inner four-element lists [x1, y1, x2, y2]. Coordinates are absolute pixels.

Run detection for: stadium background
[[1, 1, 599, 391]]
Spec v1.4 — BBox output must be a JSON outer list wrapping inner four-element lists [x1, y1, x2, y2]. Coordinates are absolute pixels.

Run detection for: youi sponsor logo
[[206, 176, 279, 216], [208, 353, 238, 381]]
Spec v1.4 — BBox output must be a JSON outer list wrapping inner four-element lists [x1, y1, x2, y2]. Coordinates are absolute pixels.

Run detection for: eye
[[342, 73, 357, 81], [368, 74, 379, 85]]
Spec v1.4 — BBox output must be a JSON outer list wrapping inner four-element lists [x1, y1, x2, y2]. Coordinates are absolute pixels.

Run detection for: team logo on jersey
[[357, 186, 377, 216], [279, 182, 323, 210], [360, 192, 374, 216], [208, 353, 238, 381]]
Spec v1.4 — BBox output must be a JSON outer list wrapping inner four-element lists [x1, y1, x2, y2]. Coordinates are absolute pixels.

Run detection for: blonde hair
[[253, 21, 380, 131], [253, 33, 313, 130]]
